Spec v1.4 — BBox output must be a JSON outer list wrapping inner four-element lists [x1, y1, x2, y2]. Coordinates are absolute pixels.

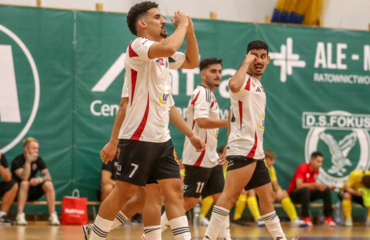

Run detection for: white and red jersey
[[182, 86, 220, 168], [118, 37, 185, 143], [226, 74, 266, 160]]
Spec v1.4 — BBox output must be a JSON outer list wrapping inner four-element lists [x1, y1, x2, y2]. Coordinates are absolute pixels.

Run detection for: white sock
[[261, 211, 286, 240], [89, 215, 113, 240], [203, 206, 230, 240], [169, 216, 191, 240], [0, 211, 6, 217], [161, 212, 170, 232], [111, 211, 128, 230], [144, 225, 161, 240], [218, 215, 231, 240]]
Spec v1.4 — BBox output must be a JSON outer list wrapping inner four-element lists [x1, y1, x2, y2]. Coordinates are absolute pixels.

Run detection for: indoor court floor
[[0, 223, 370, 240]]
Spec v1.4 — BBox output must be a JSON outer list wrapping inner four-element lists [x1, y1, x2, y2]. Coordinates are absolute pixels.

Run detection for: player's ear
[[138, 19, 147, 29]]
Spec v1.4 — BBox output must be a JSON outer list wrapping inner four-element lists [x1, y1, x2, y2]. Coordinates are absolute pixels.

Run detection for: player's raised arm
[[148, 11, 189, 59], [179, 16, 199, 69], [229, 51, 256, 93]]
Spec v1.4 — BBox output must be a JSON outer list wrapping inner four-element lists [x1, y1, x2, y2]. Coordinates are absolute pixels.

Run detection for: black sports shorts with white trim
[[226, 156, 271, 191], [183, 164, 224, 198], [0, 179, 17, 197], [116, 139, 180, 186]]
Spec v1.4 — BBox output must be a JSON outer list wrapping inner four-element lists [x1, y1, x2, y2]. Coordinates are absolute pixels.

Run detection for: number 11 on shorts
[[129, 163, 139, 178]]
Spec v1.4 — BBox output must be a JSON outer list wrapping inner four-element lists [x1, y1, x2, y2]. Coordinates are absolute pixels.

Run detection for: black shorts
[[338, 191, 365, 207], [116, 139, 180, 186], [0, 180, 17, 197], [183, 165, 224, 199], [27, 184, 45, 201], [226, 156, 271, 191]]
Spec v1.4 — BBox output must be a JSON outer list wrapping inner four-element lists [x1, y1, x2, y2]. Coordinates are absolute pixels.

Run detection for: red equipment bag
[[61, 189, 88, 225]]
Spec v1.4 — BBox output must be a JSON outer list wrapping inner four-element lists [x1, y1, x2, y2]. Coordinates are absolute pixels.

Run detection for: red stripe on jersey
[[129, 41, 139, 57], [130, 69, 137, 106], [210, 100, 215, 108], [194, 134, 207, 166], [130, 92, 149, 140], [238, 100, 243, 130], [192, 120, 196, 130], [191, 92, 200, 104], [246, 132, 258, 158], [245, 77, 251, 91]]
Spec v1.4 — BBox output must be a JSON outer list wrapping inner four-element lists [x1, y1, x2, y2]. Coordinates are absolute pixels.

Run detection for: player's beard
[[160, 32, 168, 38]]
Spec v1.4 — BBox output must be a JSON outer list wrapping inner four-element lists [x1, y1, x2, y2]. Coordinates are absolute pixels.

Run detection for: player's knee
[[102, 184, 114, 194], [20, 180, 30, 190], [282, 190, 288, 198], [43, 181, 54, 192], [183, 198, 198, 211], [343, 192, 352, 200], [300, 187, 310, 197]]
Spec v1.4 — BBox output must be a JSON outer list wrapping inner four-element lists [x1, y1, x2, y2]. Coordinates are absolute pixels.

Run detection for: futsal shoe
[[16, 212, 27, 225], [0, 215, 12, 225], [256, 218, 265, 227], [49, 212, 60, 225], [81, 223, 93, 240], [323, 217, 337, 226], [301, 217, 313, 226], [290, 218, 309, 227], [344, 218, 353, 227], [200, 217, 211, 226]]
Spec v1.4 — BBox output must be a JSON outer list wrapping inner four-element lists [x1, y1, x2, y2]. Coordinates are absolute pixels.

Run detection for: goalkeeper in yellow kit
[[338, 170, 370, 227]]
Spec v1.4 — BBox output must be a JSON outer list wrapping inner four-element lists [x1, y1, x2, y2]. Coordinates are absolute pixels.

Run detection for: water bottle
[[193, 202, 201, 226], [334, 201, 343, 225]]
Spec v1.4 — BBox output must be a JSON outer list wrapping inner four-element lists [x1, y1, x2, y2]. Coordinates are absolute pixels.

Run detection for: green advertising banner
[[1, 6, 369, 213]]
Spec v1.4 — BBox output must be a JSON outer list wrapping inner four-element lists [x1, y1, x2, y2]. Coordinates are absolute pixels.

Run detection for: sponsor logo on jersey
[[258, 114, 265, 129], [157, 57, 165, 66], [256, 87, 262, 92], [212, 129, 219, 138], [304, 110, 370, 189], [158, 87, 171, 104]]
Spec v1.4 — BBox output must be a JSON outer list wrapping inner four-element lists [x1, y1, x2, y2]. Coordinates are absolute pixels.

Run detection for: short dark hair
[[126, 1, 158, 36], [362, 175, 370, 188], [311, 151, 323, 159], [199, 58, 223, 71], [217, 145, 226, 154], [247, 40, 269, 55], [264, 149, 277, 159]]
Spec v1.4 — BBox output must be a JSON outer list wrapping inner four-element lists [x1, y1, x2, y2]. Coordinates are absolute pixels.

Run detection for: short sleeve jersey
[[288, 163, 319, 193], [121, 74, 129, 98], [0, 154, 9, 169], [182, 86, 220, 168], [118, 37, 185, 143], [11, 154, 47, 182], [226, 74, 266, 160], [343, 170, 370, 191], [101, 157, 119, 181]]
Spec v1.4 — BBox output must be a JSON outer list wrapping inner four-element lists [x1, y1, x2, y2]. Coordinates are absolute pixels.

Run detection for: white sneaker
[[366, 218, 370, 227], [344, 218, 353, 227], [16, 212, 27, 226], [290, 218, 309, 227], [49, 212, 60, 225], [256, 218, 265, 227], [82, 223, 93, 240], [200, 217, 210, 226]]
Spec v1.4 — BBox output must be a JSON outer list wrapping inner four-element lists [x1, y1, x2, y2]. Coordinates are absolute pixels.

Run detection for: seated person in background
[[11, 137, 59, 226], [0, 151, 18, 225], [100, 155, 143, 224], [339, 170, 370, 227], [264, 149, 308, 227], [288, 151, 336, 226]]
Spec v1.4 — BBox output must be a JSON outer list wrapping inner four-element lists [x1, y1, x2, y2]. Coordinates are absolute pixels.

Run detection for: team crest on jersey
[[157, 57, 165, 66], [258, 114, 265, 129], [158, 86, 170, 105]]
